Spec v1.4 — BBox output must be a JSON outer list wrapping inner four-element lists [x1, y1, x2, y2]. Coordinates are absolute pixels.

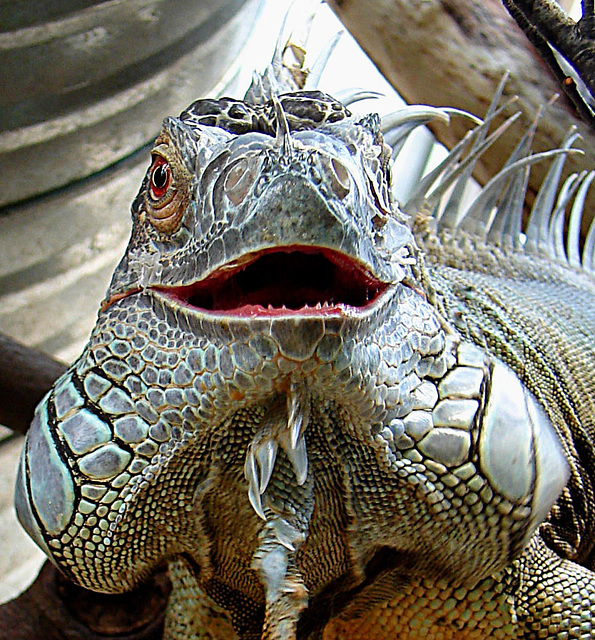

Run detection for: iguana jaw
[[149, 245, 390, 318]]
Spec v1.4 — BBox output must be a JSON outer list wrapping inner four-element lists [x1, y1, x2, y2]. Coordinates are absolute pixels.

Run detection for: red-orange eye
[[149, 156, 171, 200]]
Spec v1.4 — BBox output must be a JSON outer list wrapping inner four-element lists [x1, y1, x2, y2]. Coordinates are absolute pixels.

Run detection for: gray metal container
[[0, 0, 260, 205], [0, 0, 263, 361]]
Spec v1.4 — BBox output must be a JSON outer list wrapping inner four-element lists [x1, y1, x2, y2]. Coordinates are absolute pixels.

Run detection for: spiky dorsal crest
[[244, 0, 343, 103], [394, 77, 595, 277]]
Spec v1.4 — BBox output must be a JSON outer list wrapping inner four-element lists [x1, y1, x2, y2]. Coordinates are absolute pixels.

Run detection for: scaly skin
[[13, 82, 595, 639]]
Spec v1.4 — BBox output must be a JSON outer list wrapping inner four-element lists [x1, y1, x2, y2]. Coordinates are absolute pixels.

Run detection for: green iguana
[[13, 16, 595, 640]]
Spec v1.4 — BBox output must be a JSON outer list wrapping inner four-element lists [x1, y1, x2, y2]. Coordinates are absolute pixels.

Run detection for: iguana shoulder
[[411, 142, 595, 569]]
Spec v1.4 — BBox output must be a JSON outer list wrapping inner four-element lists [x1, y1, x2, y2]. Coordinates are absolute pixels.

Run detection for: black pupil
[[152, 163, 169, 190]]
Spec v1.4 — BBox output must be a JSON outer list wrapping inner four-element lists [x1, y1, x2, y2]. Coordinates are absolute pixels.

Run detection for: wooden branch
[[0, 334, 67, 435], [328, 0, 595, 239], [0, 562, 170, 639]]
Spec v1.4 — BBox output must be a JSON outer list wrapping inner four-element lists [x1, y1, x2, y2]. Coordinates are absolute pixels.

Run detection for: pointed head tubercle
[[273, 96, 294, 159]]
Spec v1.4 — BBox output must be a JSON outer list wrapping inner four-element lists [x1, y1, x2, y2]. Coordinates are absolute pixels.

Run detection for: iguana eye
[[149, 156, 171, 201], [143, 140, 192, 234]]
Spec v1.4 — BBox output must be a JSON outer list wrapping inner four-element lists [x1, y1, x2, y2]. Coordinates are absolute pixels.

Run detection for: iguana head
[[15, 87, 570, 637], [105, 91, 412, 317]]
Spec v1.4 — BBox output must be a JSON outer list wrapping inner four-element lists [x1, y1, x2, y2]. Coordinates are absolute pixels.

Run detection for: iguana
[[12, 18, 595, 640]]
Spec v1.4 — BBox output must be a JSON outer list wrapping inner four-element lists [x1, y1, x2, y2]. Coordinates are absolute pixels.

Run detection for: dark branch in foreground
[[0, 562, 170, 640], [0, 334, 67, 435], [502, 0, 595, 126]]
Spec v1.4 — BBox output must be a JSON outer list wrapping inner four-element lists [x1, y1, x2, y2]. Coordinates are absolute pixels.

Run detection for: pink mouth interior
[[157, 247, 388, 317]]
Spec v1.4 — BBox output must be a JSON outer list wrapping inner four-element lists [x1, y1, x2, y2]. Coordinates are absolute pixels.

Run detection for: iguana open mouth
[[157, 246, 388, 316]]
